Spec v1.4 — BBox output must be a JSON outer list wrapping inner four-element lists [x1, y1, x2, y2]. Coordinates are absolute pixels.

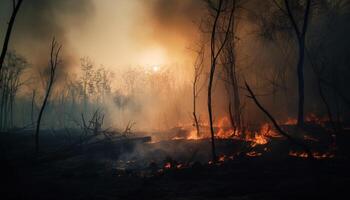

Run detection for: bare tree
[[35, 38, 62, 153], [207, 0, 235, 162], [80, 57, 94, 113], [192, 43, 205, 137], [220, 0, 242, 133], [284, 0, 312, 127], [0, 51, 27, 130], [0, 0, 24, 72]]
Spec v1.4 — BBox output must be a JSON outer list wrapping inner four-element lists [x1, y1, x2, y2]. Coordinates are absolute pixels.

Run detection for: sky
[[0, 0, 203, 73]]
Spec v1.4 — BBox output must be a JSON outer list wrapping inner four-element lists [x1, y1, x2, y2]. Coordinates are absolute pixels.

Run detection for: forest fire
[[180, 117, 281, 146], [1, 0, 349, 199]]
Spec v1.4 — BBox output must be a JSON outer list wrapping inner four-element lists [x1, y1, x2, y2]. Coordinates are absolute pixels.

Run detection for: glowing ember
[[305, 113, 328, 126], [218, 155, 226, 162], [176, 164, 183, 169], [313, 152, 335, 159], [164, 162, 172, 169], [289, 151, 335, 159], [284, 118, 297, 125], [246, 151, 262, 157], [289, 151, 309, 158], [303, 135, 319, 142]]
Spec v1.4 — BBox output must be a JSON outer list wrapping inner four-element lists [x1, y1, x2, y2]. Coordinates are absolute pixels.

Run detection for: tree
[[0, 0, 24, 72], [220, 0, 242, 134], [0, 51, 27, 130], [206, 0, 235, 162], [284, 0, 312, 127], [80, 57, 94, 113], [35, 38, 62, 153], [192, 42, 205, 137]]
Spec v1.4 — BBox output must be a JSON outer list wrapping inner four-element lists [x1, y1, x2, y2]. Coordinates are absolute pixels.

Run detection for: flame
[[164, 162, 171, 169], [284, 118, 297, 125], [283, 113, 329, 126], [177, 117, 282, 147], [218, 155, 226, 162], [187, 130, 201, 140], [216, 117, 234, 138]]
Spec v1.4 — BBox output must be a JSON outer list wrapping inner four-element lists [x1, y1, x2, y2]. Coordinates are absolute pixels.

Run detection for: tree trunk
[[0, 0, 23, 72], [35, 39, 61, 154], [193, 83, 200, 137], [284, 0, 311, 127], [297, 38, 305, 127], [207, 0, 235, 162], [35, 84, 52, 153]]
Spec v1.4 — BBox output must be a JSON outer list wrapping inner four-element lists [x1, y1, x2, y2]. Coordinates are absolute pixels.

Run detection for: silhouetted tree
[[0, 51, 27, 130], [0, 0, 24, 72], [206, 0, 235, 162], [35, 38, 62, 153], [220, 0, 242, 133], [284, 0, 312, 127], [192, 42, 205, 137]]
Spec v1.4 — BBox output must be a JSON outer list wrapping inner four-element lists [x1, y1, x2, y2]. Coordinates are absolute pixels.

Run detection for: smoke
[[1, 0, 350, 132], [135, 0, 205, 64], [1, 0, 95, 76]]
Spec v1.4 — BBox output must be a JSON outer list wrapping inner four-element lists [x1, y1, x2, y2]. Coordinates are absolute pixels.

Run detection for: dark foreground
[[1, 130, 350, 200]]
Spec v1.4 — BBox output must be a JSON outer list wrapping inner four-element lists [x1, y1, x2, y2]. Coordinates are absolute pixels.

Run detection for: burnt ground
[[1, 129, 350, 200]]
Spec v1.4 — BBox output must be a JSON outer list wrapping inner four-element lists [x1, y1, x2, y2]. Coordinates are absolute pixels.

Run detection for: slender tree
[[192, 43, 205, 137], [0, 0, 24, 72], [220, 0, 242, 133], [207, 0, 235, 162], [35, 38, 62, 153], [284, 0, 311, 127]]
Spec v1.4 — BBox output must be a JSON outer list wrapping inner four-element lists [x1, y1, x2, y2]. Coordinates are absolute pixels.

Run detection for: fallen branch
[[245, 81, 313, 159]]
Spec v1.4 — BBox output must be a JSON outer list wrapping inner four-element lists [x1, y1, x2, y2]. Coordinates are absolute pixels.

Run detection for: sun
[[152, 65, 160, 72], [139, 46, 167, 71]]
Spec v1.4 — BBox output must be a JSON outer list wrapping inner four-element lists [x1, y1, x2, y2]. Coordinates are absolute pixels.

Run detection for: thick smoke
[[1, 0, 95, 74], [137, 0, 205, 63]]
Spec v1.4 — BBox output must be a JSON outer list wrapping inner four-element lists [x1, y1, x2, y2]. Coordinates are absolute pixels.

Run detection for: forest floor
[[1, 129, 350, 200]]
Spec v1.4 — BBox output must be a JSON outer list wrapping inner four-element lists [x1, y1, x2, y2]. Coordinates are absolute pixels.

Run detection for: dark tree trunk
[[0, 0, 23, 72], [193, 80, 200, 137], [297, 39, 305, 127], [35, 39, 61, 154], [284, 0, 311, 127], [207, 0, 235, 162]]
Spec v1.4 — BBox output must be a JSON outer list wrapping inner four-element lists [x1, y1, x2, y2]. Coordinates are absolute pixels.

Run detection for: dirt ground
[[1, 131, 350, 200]]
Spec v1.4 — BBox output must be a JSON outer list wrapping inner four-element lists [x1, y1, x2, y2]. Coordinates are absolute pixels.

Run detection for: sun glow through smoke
[[139, 46, 167, 71]]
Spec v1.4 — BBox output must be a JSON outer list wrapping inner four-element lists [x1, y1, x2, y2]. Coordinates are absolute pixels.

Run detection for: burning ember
[[246, 151, 262, 157], [289, 151, 335, 159], [164, 162, 172, 169]]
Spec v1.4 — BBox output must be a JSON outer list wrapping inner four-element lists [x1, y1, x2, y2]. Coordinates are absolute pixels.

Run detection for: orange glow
[[164, 162, 171, 169], [187, 130, 201, 140], [284, 118, 297, 125], [246, 151, 262, 157], [177, 117, 282, 147]]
